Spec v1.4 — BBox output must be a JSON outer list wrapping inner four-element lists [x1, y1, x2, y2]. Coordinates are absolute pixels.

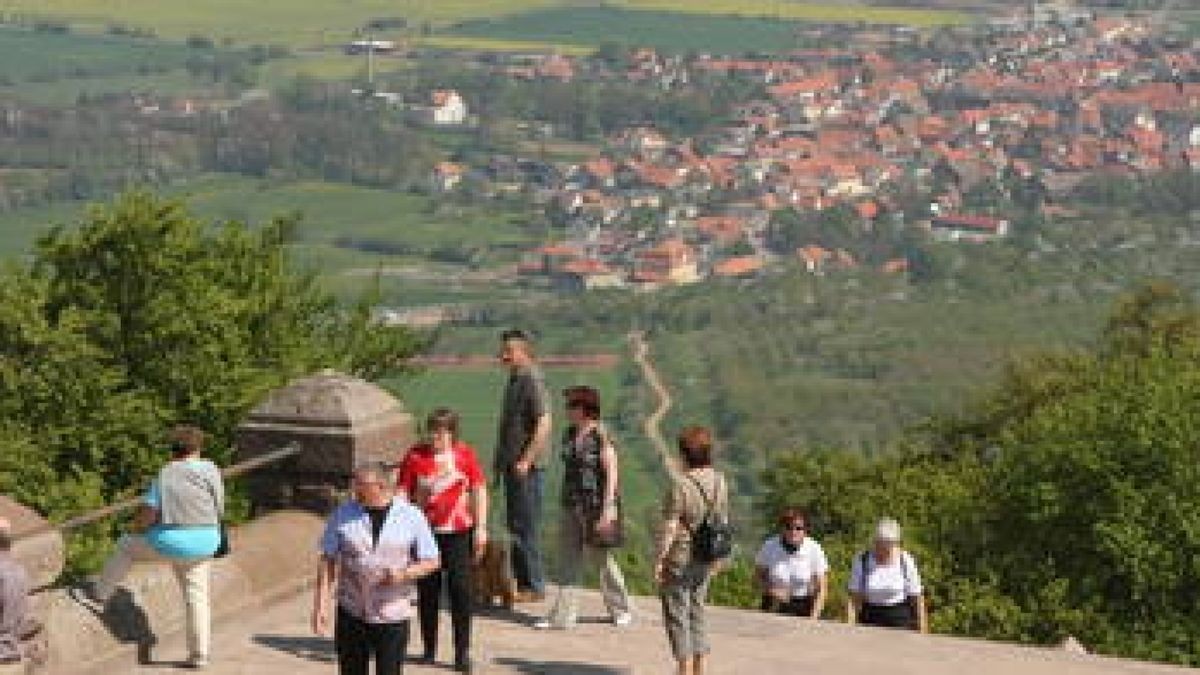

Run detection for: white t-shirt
[[754, 535, 829, 599], [847, 550, 923, 606]]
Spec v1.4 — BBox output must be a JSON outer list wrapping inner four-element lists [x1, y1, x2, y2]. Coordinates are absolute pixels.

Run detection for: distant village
[[414, 11, 1199, 291], [113, 9, 1200, 293]]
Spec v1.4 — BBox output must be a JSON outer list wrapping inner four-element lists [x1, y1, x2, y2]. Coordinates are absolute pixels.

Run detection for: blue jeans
[[504, 467, 545, 593]]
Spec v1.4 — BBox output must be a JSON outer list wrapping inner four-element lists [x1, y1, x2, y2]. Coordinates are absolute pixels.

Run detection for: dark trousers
[[761, 595, 814, 617], [335, 606, 409, 675], [417, 530, 473, 663], [503, 468, 545, 593], [860, 602, 917, 630]]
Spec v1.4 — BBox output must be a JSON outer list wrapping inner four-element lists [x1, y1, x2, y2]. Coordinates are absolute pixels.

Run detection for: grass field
[[0, 25, 195, 83], [0, 174, 541, 256], [2, 1, 968, 51], [0, 174, 547, 305], [0, 0, 564, 47], [445, 6, 822, 53], [417, 34, 595, 55], [614, 0, 968, 26]]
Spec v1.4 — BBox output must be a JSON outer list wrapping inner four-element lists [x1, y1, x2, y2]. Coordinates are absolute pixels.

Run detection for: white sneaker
[[613, 612, 634, 627], [533, 616, 575, 630]]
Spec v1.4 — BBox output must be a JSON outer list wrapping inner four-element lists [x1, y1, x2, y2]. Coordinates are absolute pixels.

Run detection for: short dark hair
[[677, 425, 713, 468], [168, 425, 205, 455], [777, 508, 808, 529], [563, 385, 601, 419], [425, 407, 460, 440], [500, 328, 531, 343]]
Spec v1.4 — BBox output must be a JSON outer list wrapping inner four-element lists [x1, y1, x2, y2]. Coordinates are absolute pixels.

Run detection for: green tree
[[758, 283, 1200, 664], [0, 191, 423, 575]]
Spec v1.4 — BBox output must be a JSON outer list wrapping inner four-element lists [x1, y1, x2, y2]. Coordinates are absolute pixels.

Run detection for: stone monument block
[[235, 369, 414, 515]]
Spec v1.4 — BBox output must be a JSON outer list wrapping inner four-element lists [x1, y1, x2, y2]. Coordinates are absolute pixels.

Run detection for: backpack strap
[[685, 473, 717, 530], [859, 550, 870, 596]]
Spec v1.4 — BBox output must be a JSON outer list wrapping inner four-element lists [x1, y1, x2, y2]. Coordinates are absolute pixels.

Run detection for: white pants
[[545, 507, 631, 626], [95, 534, 212, 660]]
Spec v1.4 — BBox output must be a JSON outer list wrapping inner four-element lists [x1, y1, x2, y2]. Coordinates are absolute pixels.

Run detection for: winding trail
[[628, 330, 679, 478]]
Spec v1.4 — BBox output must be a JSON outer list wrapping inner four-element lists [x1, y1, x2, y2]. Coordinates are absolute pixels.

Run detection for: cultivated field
[[0, 0, 563, 46], [0, 26, 195, 83], [613, 0, 968, 26], [446, 6, 825, 53], [0, 175, 544, 278], [2, 0, 969, 51]]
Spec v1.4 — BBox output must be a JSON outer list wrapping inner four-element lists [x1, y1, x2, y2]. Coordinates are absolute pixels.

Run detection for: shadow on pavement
[[491, 657, 629, 674], [252, 634, 336, 663]]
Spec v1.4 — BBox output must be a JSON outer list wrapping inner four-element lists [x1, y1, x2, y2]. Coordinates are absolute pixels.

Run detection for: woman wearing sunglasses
[[754, 509, 828, 619]]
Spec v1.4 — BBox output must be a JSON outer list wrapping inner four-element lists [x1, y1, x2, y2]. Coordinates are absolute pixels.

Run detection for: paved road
[[98, 588, 1187, 675], [627, 331, 678, 479]]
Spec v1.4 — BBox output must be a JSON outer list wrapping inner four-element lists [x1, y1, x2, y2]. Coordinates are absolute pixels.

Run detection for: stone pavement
[[93, 588, 1189, 675]]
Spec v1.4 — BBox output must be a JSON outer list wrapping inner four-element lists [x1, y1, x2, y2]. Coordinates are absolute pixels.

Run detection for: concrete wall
[[36, 510, 324, 675]]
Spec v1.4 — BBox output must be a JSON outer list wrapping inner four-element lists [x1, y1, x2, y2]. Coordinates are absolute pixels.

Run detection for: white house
[[426, 90, 468, 126]]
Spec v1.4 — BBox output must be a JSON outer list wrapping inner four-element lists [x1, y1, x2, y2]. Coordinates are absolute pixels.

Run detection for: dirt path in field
[[628, 330, 679, 478]]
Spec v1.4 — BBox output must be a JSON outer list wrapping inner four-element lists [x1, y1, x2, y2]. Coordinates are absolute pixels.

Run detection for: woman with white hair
[[846, 518, 928, 633]]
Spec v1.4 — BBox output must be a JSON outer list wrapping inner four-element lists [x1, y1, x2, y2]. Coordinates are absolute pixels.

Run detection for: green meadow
[[0, 26, 195, 83], [3, 0, 967, 52], [0, 0, 563, 47], [0, 175, 546, 308], [445, 6, 821, 54]]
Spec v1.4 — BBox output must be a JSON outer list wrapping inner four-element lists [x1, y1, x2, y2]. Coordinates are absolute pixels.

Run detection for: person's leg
[[598, 548, 632, 620], [334, 607, 370, 675], [503, 471, 533, 593], [440, 532, 474, 666], [372, 619, 410, 675], [689, 569, 712, 668], [416, 560, 442, 659], [545, 509, 584, 626], [94, 534, 164, 602], [171, 558, 211, 663], [524, 469, 545, 594], [659, 579, 692, 667]]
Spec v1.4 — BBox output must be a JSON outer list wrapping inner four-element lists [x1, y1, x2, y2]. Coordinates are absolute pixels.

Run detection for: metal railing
[[16, 443, 301, 541]]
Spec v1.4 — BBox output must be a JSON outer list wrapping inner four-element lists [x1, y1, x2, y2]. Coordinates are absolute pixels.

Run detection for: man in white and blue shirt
[[312, 461, 440, 675]]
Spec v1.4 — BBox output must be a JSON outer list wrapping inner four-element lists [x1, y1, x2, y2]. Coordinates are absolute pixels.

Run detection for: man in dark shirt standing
[[495, 329, 552, 601]]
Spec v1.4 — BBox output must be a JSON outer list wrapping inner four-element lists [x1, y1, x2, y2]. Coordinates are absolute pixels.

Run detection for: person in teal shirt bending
[[72, 425, 225, 668]]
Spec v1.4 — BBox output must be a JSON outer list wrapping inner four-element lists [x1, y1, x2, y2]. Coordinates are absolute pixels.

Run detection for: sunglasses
[[784, 524, 806, 531]]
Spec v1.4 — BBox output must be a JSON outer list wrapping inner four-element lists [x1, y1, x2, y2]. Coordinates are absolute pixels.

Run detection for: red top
[[397, 441, 485, 533]]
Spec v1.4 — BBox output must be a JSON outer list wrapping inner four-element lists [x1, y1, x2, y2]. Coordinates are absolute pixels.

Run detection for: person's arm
[[471, 482, 489, 561], [515, 412, 552, 474], [811, 572, 828, 620], [915, 594, 929, 634], [653, 482, 683, 586], [311, 555, 336, 635], [904, 551, 929, 633], [132, 481, 161, 532], [130, 504, 158, 532], [597, 436, 619, 529], [846, 556, 863, 625], [753, 564, 770, 590], [388, 509, 441, 584], [514, 373, 552, 474]]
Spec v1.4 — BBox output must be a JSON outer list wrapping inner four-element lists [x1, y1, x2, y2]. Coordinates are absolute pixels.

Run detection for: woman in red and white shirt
[[397, 408, 488, 673]]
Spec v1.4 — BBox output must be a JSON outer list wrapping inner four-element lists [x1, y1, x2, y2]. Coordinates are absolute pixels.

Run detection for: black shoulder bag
[[687, 473, 733, 564]]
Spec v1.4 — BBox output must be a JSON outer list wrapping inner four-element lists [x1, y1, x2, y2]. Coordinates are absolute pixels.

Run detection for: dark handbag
[[688, 474, 733, 563], [213, 522, 230, 558], [586, 499, 625, 549]]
